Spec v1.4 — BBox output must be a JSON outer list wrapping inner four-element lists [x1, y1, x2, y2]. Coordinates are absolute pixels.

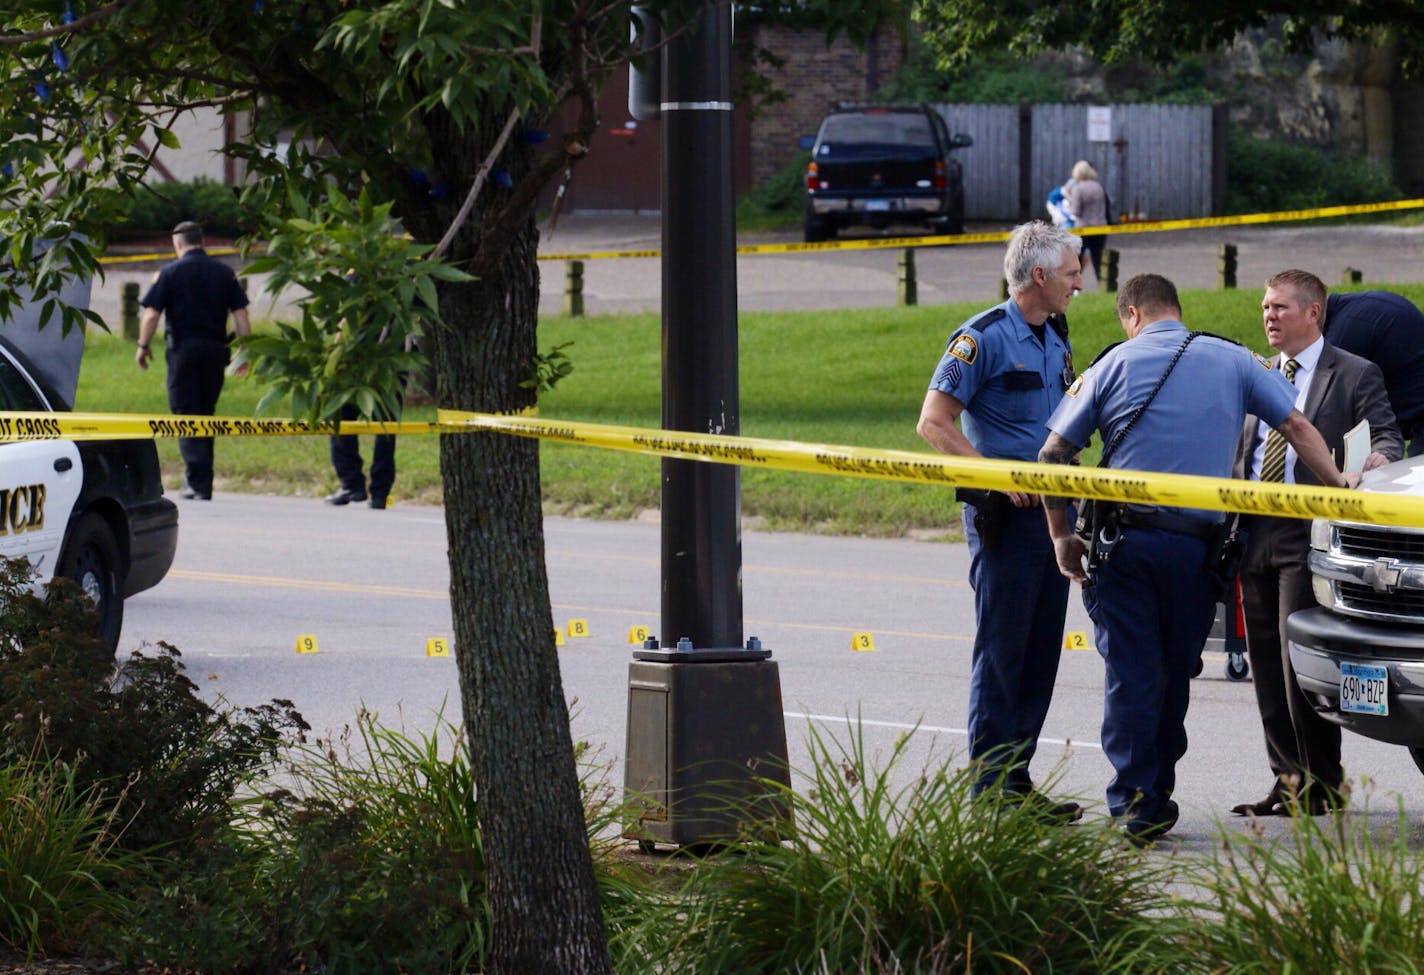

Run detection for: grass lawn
[[76, 280, 1424, 534]]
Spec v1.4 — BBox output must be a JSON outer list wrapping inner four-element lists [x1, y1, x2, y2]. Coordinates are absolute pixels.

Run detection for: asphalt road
[[120, 494, 1424, 856]]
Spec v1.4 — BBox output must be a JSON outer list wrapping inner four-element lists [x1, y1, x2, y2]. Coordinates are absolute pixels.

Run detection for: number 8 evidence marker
[[566, 619, 590, 638]]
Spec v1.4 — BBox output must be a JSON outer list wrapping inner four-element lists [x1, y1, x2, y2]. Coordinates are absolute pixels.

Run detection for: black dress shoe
[[1010, 791, 1084, 825], [325, 487, 368, 506], [1123, 799, 1179, 848], [368, 496, 388, 510], [1231, 782, 1291, 817], [178, 486, 212, 500]]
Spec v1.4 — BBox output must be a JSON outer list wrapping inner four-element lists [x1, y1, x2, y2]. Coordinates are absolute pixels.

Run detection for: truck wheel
[[1225, 652, 1250, 682], [58, 513, 124, 658], [1410, 747, 1424, 778]]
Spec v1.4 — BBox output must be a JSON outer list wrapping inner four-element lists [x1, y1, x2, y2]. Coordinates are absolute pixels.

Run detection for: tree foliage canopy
[[913, 0, 1424, 75]]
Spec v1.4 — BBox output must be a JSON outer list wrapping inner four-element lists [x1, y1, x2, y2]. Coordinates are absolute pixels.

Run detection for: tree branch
[[0, 0, 143, 46]]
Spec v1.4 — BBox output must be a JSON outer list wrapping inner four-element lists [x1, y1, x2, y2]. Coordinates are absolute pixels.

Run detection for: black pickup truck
[[802, 103, 973, 243]]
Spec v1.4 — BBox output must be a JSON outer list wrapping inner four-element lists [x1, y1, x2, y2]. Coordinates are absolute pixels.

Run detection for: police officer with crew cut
[[917, 220, 1083, 820], [1038, 273, 1356, 845], [135, 221, 251, 500]]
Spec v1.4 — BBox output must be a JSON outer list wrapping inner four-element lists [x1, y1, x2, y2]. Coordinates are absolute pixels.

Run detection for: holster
[[1204, 517, 1248, 601], [955, 488, 1008, 550], [1074, 499, 1122, 570]]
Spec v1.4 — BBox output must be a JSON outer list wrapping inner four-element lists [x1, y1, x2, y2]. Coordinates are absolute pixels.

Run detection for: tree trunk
[[422, 208, 613, 973]]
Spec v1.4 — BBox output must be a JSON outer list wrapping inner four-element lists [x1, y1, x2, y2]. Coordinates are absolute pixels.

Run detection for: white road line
[[783, 710, 1103, 751]]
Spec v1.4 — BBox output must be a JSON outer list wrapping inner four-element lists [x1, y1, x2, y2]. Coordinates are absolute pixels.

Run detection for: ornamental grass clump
[[633, 723, 1193, 975], [0, 756, 141, 957], [1189, 790, 1424, 973]]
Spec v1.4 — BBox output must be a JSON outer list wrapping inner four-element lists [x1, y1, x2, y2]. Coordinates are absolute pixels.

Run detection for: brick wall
[[747, 25, 908, 186]]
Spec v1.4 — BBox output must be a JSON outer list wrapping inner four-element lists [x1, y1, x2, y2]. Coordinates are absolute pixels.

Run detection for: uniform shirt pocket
[[1000, 369, 1045, 420]]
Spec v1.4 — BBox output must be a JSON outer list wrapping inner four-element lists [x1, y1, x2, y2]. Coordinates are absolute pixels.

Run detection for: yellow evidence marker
[[628, 624, 651, 644], [1063, 631, 1094, 651], [851, 632, 876, 652], [425, 637, 451, 658], [554, 628, 566, 647], [567, 619, 590, 638], [295, 634, 320, 655]]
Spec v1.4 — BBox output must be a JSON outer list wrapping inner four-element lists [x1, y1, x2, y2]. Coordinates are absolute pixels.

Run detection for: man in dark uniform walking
[[135, 221, 251, 500]]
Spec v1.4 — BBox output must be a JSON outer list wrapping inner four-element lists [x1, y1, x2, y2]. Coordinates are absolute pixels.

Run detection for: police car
[[0, 295, 177, 655]]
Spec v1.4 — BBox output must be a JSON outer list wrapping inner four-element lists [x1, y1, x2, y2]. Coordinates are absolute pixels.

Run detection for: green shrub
[[0, 557, 309, 853], [1226, 131, 1401, 214], [1189, 793, 1424, 972], [107, 177, 255, 240], [0, 756, 141, 957], [737, 151, 811, 232], [630, 723, 1193, 974], [884, 47, 1070, 103]]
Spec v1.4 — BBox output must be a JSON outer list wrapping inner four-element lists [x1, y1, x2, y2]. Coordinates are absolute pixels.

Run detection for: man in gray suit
[[1231, 269, 1402, 817]]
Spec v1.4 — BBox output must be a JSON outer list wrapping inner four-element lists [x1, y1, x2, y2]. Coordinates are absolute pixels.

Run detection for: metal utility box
[[623, 646, 791, 848]]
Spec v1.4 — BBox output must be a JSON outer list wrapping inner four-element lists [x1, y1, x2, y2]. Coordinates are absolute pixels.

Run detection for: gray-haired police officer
[[1038, 273, 1355, 846], [917, 221, 1083, 820]]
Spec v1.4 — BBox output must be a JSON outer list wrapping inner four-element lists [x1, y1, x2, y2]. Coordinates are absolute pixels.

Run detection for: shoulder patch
[[151, 271, 161, 284], [1064, 373, 1085, 397], [947, 333, 978, 364], [1253, 352, 1273, 370], [967, 307, 1008, 333]]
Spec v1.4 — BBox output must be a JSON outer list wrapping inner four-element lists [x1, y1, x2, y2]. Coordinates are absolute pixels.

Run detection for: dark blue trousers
[[165, 340, 229, 495], [964, 501, 1071, 793], [1082, 528, 1217, 822], [330, 403, 396, 500]]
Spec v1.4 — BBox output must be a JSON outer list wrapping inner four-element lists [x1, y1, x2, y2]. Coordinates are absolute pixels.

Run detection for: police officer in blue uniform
[[1038, 273, 1355, 845], [135, 221, 251, 500], [917, 221, 1084, 819], [1323, 290, 1424, 456]]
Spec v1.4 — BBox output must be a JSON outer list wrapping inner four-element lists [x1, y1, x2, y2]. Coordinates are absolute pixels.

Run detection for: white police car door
[[0, 349, 83, 585]]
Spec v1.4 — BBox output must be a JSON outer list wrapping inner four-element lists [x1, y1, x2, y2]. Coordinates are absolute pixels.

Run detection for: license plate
[[865, 200, 891, 211], [1340, 662, 1388, 715]]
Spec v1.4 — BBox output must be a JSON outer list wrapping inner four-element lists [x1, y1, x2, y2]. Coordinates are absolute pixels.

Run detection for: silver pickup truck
[[1287, 458, 1424, 774]]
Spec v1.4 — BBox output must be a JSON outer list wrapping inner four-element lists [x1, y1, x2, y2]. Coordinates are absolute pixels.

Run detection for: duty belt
[[1117, 505, 1217, 540]]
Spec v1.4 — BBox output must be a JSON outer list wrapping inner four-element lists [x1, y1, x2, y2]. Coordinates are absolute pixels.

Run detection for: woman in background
[[1063, 160, 1109, 285]]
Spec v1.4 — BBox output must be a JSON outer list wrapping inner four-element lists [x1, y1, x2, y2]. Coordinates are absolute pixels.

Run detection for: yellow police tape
[[539, 198, 1424, 261], [96, 198, 1424, 267], [7, 407, 1408, 526]]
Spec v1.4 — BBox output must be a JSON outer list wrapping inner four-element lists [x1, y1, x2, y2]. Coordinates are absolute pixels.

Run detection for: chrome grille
[[1337, 582, 1424, 618], [1337, 525, 1424, 561]]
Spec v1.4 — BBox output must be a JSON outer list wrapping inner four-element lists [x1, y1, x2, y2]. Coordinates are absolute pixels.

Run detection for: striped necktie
[[1259, 357, 1300, 483]]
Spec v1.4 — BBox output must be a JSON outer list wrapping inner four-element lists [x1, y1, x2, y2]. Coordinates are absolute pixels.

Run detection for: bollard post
[[121, 282, 141, 340], [563, 259, 584, 317], [1342, 267, 1363, 285], [1103, 249, 1120, 293], [999, 278, 1009, 302], [897, 248, 917, 307], [1217, 243, 1237, 290]]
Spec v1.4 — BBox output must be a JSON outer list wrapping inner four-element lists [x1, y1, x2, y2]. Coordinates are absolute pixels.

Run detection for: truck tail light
[[806, 161, 822, 191], [933, 160, 946, 190]]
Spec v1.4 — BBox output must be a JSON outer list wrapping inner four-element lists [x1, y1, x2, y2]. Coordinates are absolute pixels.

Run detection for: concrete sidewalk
[[88, 214, 1424, 330]]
